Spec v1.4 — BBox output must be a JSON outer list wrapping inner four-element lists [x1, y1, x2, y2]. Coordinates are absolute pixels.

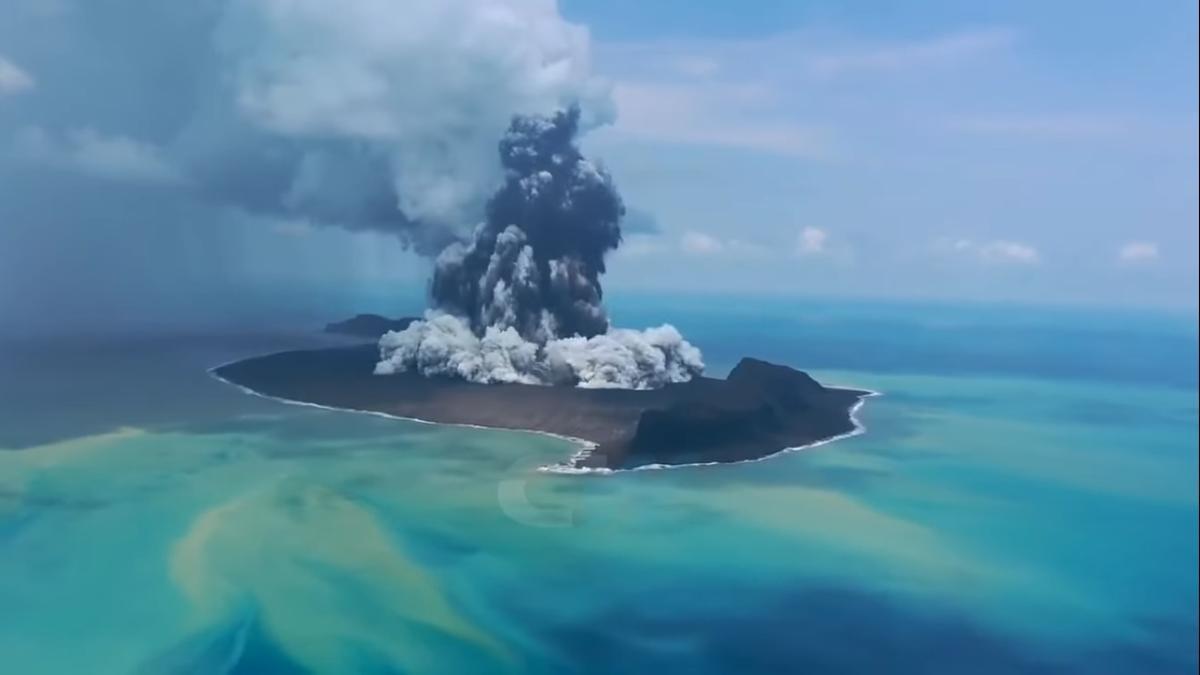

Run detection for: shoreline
[[539, 390, 880, 475], [207, 360, 604, 463], [208, 346, 874, 471]]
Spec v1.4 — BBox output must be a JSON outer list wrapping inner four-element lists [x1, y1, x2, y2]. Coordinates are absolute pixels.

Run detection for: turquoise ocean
[[1, 296, 1196, 674]]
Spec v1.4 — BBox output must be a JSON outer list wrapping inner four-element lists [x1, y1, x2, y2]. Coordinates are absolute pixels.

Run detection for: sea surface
[[1, 296, 1196, 674]]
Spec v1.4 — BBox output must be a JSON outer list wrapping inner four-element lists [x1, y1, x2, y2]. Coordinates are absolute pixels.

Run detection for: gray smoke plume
[[376, 108, 704, 388], [432, 107, 619, 341], [175, 0, 615, 255], [3, 0, 616, 263]]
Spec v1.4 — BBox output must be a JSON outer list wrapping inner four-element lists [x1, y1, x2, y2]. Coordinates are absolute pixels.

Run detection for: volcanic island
[[213, 342, 870, 470], [215, 108, 870, 469]]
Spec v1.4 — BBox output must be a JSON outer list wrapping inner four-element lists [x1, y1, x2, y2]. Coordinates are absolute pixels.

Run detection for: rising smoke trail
[[375, 108, 704, 388], [432, 107, 618, 342]]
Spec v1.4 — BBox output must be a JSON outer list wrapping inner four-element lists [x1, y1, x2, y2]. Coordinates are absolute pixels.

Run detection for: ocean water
[[1, 297, 1196, 674]]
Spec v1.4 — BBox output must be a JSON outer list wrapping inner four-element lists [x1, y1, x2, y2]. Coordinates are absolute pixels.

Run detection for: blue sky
[[559, 0, 1198, 307], [0, 0, 1196, 333]]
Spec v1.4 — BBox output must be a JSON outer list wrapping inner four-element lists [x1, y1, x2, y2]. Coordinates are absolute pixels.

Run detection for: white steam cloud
[[376, 311, 703, 389], [86, 0, 612, 257]]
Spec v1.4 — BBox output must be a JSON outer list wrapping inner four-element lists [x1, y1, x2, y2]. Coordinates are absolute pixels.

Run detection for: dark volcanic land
[[213, 346, 870, 470]]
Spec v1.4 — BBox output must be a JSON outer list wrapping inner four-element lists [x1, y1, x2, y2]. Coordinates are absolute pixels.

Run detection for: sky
[[0, 0, 1196, 334], [567, 0, 1198, 307]]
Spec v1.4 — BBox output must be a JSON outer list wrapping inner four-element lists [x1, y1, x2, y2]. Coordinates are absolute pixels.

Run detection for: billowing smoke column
[[376, 108, 704, 389], [433, 107, 618, 341]]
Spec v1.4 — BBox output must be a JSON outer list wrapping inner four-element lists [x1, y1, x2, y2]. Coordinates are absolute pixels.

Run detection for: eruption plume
[[432, 107, 618, 341], [376, 108, 704, 388]]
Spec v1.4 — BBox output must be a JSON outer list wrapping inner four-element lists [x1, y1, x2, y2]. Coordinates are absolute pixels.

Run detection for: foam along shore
[[212, 345, 871, 470]]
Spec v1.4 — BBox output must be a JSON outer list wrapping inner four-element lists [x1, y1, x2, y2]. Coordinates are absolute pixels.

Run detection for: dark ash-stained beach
[[213, 345, 870, 469]]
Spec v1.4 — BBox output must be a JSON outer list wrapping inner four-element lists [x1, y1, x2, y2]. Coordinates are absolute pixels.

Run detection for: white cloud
[[1118, 241, 1160, 264], [796, 226, 829, 256], [804, 28, 1016, 79], [0, 55, 34, 95], [681, 231, 725, 255], [14, 126, 183, 184], [939, 237, 1040, 265], [1, 0, 611, 248], [218, 0, 612, 228]]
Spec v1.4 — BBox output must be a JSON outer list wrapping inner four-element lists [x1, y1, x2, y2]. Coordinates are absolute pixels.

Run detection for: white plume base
[[375, 311, 704, 389]]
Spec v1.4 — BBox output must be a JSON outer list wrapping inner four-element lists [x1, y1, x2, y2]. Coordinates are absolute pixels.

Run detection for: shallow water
[[1, 299, 1196, 674]]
